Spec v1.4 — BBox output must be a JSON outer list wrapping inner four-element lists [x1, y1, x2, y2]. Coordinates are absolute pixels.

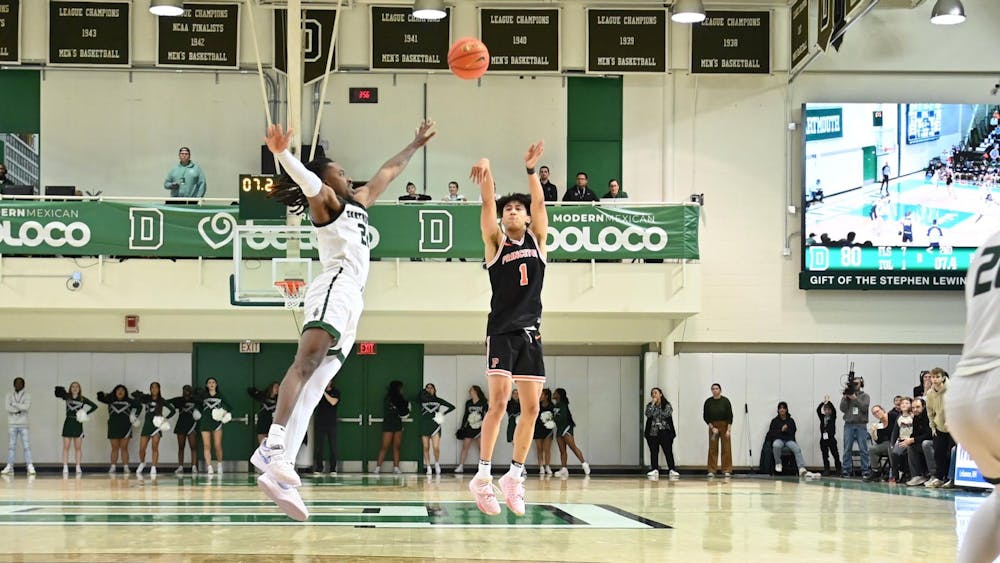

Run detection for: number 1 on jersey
[[518, 263, 528, 286]]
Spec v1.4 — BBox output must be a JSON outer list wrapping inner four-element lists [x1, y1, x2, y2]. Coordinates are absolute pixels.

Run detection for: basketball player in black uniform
[[467, 141, 547, 517]]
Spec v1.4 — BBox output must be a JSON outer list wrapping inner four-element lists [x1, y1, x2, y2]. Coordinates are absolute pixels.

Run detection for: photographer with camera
[[839, 375, 871, 478]]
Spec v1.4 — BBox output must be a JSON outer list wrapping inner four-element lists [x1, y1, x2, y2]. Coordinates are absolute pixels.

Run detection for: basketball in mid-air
[[448, 37, 489, 80]]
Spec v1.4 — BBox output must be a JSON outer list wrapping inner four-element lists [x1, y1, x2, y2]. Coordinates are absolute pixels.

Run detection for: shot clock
[[238, 174, 285, 220]]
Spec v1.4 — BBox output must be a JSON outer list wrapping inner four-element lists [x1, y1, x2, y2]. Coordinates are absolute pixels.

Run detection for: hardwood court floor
[[0, 471, 973, 562]]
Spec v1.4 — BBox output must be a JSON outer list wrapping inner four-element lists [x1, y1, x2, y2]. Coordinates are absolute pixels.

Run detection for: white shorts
[[947, 366, 1000, 480], [302, 268, 363, 360]]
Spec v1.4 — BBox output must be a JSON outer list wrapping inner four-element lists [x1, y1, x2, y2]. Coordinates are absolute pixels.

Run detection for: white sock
[[508, 461, 525, 478], [266, 424, 287, 449], [959, 488, 1000, 563], [476, 460, 491, 479]]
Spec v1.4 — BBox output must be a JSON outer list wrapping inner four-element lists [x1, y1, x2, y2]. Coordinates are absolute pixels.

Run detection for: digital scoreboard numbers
[[157, 3, 240, 69], [479, 8, 559, 73], [49, 0, 130, 66], [0, 0, 19, 64], [586, 9, 666, 74], [238, 174, 286, 221]]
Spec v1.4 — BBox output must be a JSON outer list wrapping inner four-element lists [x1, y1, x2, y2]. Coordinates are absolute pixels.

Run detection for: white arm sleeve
[[276, 150, 323, 197]]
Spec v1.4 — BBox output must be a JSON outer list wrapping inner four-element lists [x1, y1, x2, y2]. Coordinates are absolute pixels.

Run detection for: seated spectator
[[810, 179, 823, 204], [163, 147, 207, 198], [767, 402, 820, 479], [602, 179, 629, 200], [539, 166, 558, 202], [563, 172, 599, 202], [399, 182, 431, 202], [889, 396, 913, 483], [0, 164, 10, 185], [904, 398, 934, 486], [865, 405, 893, 481], [441, 181, 467, 202]]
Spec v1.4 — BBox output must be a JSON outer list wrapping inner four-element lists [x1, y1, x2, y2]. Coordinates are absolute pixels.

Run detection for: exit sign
[[873, 110, 883, 127], [357, 342, 377, 355], [240, 340, 260, 354]]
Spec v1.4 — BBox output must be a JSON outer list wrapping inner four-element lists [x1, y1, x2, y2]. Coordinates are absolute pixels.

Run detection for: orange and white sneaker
[[468, 476, 501, 516], [498, 473, 526, 516], [257, 473, 309, 522]]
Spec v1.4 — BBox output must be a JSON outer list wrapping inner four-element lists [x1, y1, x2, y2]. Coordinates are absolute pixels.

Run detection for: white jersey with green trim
[[956, 230, 1000, 376], [314, 199, 371, 290]]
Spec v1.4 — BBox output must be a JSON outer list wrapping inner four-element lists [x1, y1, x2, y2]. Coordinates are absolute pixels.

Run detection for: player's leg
[[477, 374, 513, 474], [271, 329, 334, 433], [498, 380, 542, 516]]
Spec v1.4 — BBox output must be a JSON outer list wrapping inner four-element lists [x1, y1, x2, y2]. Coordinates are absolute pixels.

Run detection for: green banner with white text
[[0, 201, 700, 260]]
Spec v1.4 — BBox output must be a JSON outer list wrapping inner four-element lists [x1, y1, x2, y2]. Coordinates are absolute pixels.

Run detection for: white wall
[[424, 355, 640, 467], [0, 352, 191, 467]]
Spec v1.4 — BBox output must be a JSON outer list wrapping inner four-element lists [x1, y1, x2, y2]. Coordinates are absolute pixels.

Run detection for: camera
[[67, 271, 82, 291], [843, 362, 860, 396]]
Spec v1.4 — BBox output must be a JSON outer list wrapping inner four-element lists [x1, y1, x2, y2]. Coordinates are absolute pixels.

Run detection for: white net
[[274, 279, 306, 310]]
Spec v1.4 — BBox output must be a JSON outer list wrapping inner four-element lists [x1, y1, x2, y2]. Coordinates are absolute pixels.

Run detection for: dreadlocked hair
[[496, 193, 532, 217], [267, 158, 334, 215]]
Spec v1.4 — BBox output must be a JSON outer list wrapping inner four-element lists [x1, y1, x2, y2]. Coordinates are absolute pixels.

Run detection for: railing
[[1, 134, 40, 187]]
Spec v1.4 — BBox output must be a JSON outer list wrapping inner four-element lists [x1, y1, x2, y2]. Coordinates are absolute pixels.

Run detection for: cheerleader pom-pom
[[540, 411, 553, 422], [153, 416, 164, 428], [212, 408, 225, 421], [467, 412, 483, 429], [192, 410, 202, 421], [75, 410, 89, 423], [221, 411, 232, 424], [544, 420, 556, 430], [130, 414, 141, 428], [158, 421, 172, 432], [433, 412, 446, 425]]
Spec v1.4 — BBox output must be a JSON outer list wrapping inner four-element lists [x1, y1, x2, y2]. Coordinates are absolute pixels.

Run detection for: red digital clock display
[[349, 87, 379, 104]]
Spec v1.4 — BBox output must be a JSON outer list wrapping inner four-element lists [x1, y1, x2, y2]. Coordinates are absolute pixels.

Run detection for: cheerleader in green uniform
[[169, 385, 200, 475], [506, 388, 520, 444], [196, 378, 232, 475], [96, 385, 141, 474], [551, 388, 590, 477], [135, 382, 177, 477], [533, 388, 555, 475], [375, 381, 410, 475], [418, 383, 455, 476], [454, 385, 488, 474], [248, 382, 279, 446], [54, 382, 97, 476]]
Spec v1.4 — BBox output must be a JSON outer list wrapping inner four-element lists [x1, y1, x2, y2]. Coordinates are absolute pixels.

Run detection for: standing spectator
[[441, 181, 467, 202], [163, 147, 207, 198], [418, 383, 455, 476], [170, 385, 200, 475], [454, 385, 487, 474], [913, 370, 932, 399], [866, 404, 893, 481], [2, 378, 34, 476], [880, 162, 890, 195], [249, 383, 279, 446], [312, 382, 340, 476], [602, 179, 629, 200], [0, 164, 10, 185], [398, 182, 431, 202], [539, 166, 558, 202], [768, 402, 820, 479], [374, 380, 409, 475], [840, 378, 871, 478], [905, 398, 934, 486], [924, 368, 954, 488], [703, 383, 733, 478], [816, 396, 841, 476], [889, 396, 914, 483], [644, 387, 678, 478], [534, 388, 556, 475], [54, 382, 97, 476], [551, 388, 590, 477], [506, 388, 520, 444], [562, 172, 599, 202]]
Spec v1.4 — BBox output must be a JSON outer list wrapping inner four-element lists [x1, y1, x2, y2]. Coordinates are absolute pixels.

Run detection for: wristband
[[526, 167, 536, 175]]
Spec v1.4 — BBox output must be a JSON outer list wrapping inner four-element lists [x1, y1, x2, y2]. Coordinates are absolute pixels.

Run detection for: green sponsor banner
[[0, 201, 700, 260], [804, 107, 843, 141]]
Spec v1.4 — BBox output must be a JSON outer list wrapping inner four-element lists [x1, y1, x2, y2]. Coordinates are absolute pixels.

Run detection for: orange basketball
[[448, 37, 489, 80]]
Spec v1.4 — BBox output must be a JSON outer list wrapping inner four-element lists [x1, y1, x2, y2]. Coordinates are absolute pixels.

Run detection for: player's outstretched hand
[[411, 119, 437, 149], [264, 124, 294, 154], [525, 141, 544, 169], [470, 158, 491, 185]]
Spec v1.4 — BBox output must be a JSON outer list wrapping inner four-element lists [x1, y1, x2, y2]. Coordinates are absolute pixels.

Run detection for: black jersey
[[486, 230, 545, 335]]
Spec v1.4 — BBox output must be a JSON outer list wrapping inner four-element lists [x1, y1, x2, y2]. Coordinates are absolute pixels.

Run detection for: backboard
[[231, 225, 319, 307]]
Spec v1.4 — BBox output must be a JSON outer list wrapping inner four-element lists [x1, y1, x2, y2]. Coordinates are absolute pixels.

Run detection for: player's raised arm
[[524, 141, 548, 252], [355, 119, 436, 207], [264, 124, 342, 216], [471, 158, 501, 259]]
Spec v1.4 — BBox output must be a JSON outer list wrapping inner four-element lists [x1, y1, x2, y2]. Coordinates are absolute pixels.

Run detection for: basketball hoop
[[274, 279, 306, 309]]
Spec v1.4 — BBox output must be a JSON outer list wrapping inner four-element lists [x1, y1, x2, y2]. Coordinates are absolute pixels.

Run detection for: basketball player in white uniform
[[251, 121, 435, 520], [949, 233, 1000, 562]]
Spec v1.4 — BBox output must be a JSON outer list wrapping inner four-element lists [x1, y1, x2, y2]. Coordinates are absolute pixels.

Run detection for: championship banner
[[0, 202, 700, 260]]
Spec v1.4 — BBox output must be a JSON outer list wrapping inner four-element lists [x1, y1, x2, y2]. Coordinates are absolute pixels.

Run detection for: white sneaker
[[329, 471, 337, 477], [373, 466, 381, 475], [707, 472, 715, 478], [191, 465, 198, 474], [453, 465, 464, 474], [63, 465, 69, 476], [544, 465, 553, 475], [775, 463, 783, 474], [251, 443, 300, 487], [582, 462, 591, 476], [217, 463, 223, 475], [123, 465, 130, 475], [538, 467, 546, 476], [257, 473, 309, 522], [136, 463, 146, 475], [426, 466, 433, 476], [150, 466, 157, 477], [393, 466, 402, 475], [723, 472, 733, 478], [668, 470, 680, 478], [555, 467, 569, 478], [75, 465, 82, 476], [107, 464, 116, 474], [434, 463, 441, 475], [206, 465, 214, 475], [174, 466, 184, 475], [646, 468, 660, 477], [0, 465, 11, 475]]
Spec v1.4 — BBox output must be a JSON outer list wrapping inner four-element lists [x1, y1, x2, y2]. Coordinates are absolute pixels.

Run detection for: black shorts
[[485, 329, 546, 383]]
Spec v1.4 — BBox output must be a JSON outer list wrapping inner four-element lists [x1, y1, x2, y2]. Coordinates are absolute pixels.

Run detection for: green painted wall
[[0, 70, 40, 132], [566, 77, 623, 196]]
